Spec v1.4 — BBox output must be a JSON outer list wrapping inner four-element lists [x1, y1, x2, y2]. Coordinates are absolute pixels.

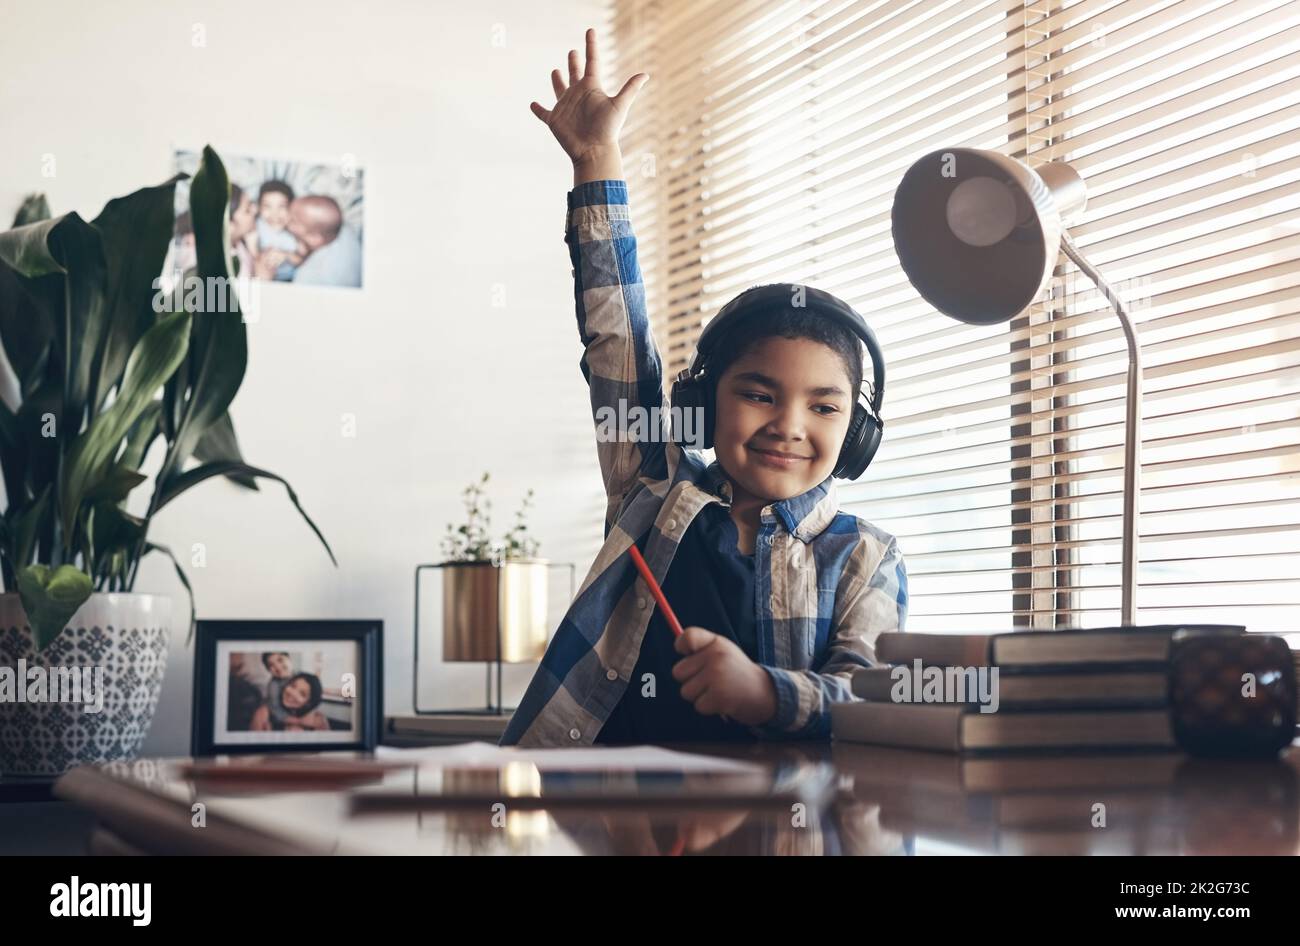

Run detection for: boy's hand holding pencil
[[628, 546, 778, 729], [529, 28, 649, 186], [671, 625, 779, 728]]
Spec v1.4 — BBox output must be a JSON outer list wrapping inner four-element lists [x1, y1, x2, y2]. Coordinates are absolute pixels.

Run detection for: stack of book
[[831, 625, 1245, 753]]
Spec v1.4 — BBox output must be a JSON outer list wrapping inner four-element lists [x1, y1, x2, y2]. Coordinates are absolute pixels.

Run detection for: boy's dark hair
[[229, 182, 245, 218], [258, 180, 294, 203], [261, 651, 290, 670], [282, 672, 323, 716], [706, 307, 864, 403]]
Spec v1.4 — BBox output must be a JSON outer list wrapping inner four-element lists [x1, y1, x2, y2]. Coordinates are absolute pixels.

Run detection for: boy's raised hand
[[529, 28, 648, 177]]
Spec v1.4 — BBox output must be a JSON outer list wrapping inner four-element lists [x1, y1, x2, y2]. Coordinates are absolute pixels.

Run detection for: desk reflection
[[66, 740, 1300, 855]]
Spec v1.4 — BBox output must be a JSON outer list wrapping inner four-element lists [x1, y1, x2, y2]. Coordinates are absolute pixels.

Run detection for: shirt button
[[569, 728, 581, 741], [765, 535, 774, 546], [637, 597, 647, 609], [606, 668, 618, 681], [666, 519, 677, 531]]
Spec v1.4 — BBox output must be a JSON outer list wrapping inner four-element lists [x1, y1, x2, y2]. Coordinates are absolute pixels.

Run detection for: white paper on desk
[[373, 741, 765, 773]]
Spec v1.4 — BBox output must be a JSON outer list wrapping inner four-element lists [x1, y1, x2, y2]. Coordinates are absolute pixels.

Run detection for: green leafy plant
[[502, 487, 540, 560], [0, 145, 335, 650], [441, 472, 540, 563]]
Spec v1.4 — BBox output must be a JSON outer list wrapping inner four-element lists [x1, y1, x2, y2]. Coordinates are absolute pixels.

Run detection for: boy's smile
[[711, 335, 855, 513]]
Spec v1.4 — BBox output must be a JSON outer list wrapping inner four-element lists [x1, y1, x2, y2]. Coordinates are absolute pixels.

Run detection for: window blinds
[[611, 0, 1300, 631]]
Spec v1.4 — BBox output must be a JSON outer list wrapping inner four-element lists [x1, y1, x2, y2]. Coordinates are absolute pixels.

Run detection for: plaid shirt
[[499, 179, 908, 748]]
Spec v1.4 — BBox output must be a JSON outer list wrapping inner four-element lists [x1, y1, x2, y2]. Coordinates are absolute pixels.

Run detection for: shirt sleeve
[[753, 536, 909, 738], [565, 179, 675, 535]]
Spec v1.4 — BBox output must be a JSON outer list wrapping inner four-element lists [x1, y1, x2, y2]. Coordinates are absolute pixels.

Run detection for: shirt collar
[[701, 460, 840, 544]]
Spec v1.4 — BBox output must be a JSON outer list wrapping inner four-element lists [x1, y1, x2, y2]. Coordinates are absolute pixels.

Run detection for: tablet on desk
[[348, 761, 839, 813]]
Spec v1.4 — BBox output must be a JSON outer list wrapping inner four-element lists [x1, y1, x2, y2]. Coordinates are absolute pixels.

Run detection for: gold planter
[[442, 559, 550, 663]]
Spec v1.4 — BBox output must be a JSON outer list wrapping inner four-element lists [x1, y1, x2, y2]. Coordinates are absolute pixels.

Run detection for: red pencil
[[627, 544, 684, 638], [628, 543, 732, 723]]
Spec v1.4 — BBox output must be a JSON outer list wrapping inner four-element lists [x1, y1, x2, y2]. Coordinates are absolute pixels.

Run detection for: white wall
[[0, 0, 613, 753]]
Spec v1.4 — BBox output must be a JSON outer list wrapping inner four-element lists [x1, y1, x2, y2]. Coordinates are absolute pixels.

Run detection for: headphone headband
[[670, 282, 888, 481], [689, 283, 886, 416]]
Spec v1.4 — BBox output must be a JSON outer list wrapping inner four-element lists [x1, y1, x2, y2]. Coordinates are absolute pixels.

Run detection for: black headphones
[[669, 283, 886, 481]]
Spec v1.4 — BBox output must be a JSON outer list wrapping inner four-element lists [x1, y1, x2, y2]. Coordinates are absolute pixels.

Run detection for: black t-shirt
[[596, 502, 761, 744]]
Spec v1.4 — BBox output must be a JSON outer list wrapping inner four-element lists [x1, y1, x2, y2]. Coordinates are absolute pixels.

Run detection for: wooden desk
[[52, 739, 1300, 855]]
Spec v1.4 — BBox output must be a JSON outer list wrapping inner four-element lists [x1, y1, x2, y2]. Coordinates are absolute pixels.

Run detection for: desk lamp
[[891, 147, 1141, 624]]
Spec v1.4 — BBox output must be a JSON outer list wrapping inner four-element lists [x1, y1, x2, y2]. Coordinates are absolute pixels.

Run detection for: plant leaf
[[89, 175, 187, 416], [14, 378, 60, 507], [155, 146, 247, 489], [142, 542, 196, 644], [0, 263, 56, 393], [0, 400, 23, 512], [159, 270, 194, 445], [0, 213, 76, 277], [60, 310, 190, 543], [87, 502, 146, 580], [85, 463, 147, 504], [156, 460, 336, 566], [0, 213, 111, 436], [8, 485, 51, 570], [46, 216, 108, 431], [15, 563, 93, 650], [119, 399, 162, 470], [193, 411, 258, 490], [12, 194, 51, 228]]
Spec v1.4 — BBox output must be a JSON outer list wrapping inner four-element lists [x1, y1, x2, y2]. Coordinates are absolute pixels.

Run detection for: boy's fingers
[[679, 673, 709, 703], [568, 48, 581, 84], [529, 101, 552, 123], [692, 691, 722, 716], [675, 624, 713, 655], [672, 649, 709, 681], [613, 73, 649, 110], [551, 69, 567, 99], [583, 28, 598, 78]]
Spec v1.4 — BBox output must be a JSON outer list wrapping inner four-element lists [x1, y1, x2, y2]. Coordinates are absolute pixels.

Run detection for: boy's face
[[711, 336, 856, 503], [258, 192, 290, 229]]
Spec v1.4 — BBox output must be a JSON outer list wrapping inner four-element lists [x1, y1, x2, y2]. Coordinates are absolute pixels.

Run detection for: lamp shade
[[891, 147, 1087, 325]]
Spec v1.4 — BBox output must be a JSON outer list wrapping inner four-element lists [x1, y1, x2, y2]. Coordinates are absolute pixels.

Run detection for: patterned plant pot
[[0, 593, 171, 776]]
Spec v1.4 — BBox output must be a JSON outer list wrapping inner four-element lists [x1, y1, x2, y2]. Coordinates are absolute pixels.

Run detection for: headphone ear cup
[[670, 373, 708, 448], [833, 405, 868, 478], [702, 378, 715, 449], [856, 414, 884, 475], [833, 402, 882, 480]]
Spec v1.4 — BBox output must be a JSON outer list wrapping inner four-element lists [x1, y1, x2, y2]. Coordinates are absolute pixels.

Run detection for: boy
[[261, 651, 296, 729], [253, 180, 303, 281], [499, 29, 906, 748]]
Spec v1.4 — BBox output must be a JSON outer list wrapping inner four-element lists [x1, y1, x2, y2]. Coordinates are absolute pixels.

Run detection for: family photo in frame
[[191, 620, 383, 755]]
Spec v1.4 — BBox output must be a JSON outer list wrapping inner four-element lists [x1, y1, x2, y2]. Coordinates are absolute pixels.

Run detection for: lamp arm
[[1059, 230, 1142, 625]]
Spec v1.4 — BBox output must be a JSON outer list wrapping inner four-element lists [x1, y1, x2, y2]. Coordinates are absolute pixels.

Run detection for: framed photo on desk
[[192, 620, 383, 755]]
